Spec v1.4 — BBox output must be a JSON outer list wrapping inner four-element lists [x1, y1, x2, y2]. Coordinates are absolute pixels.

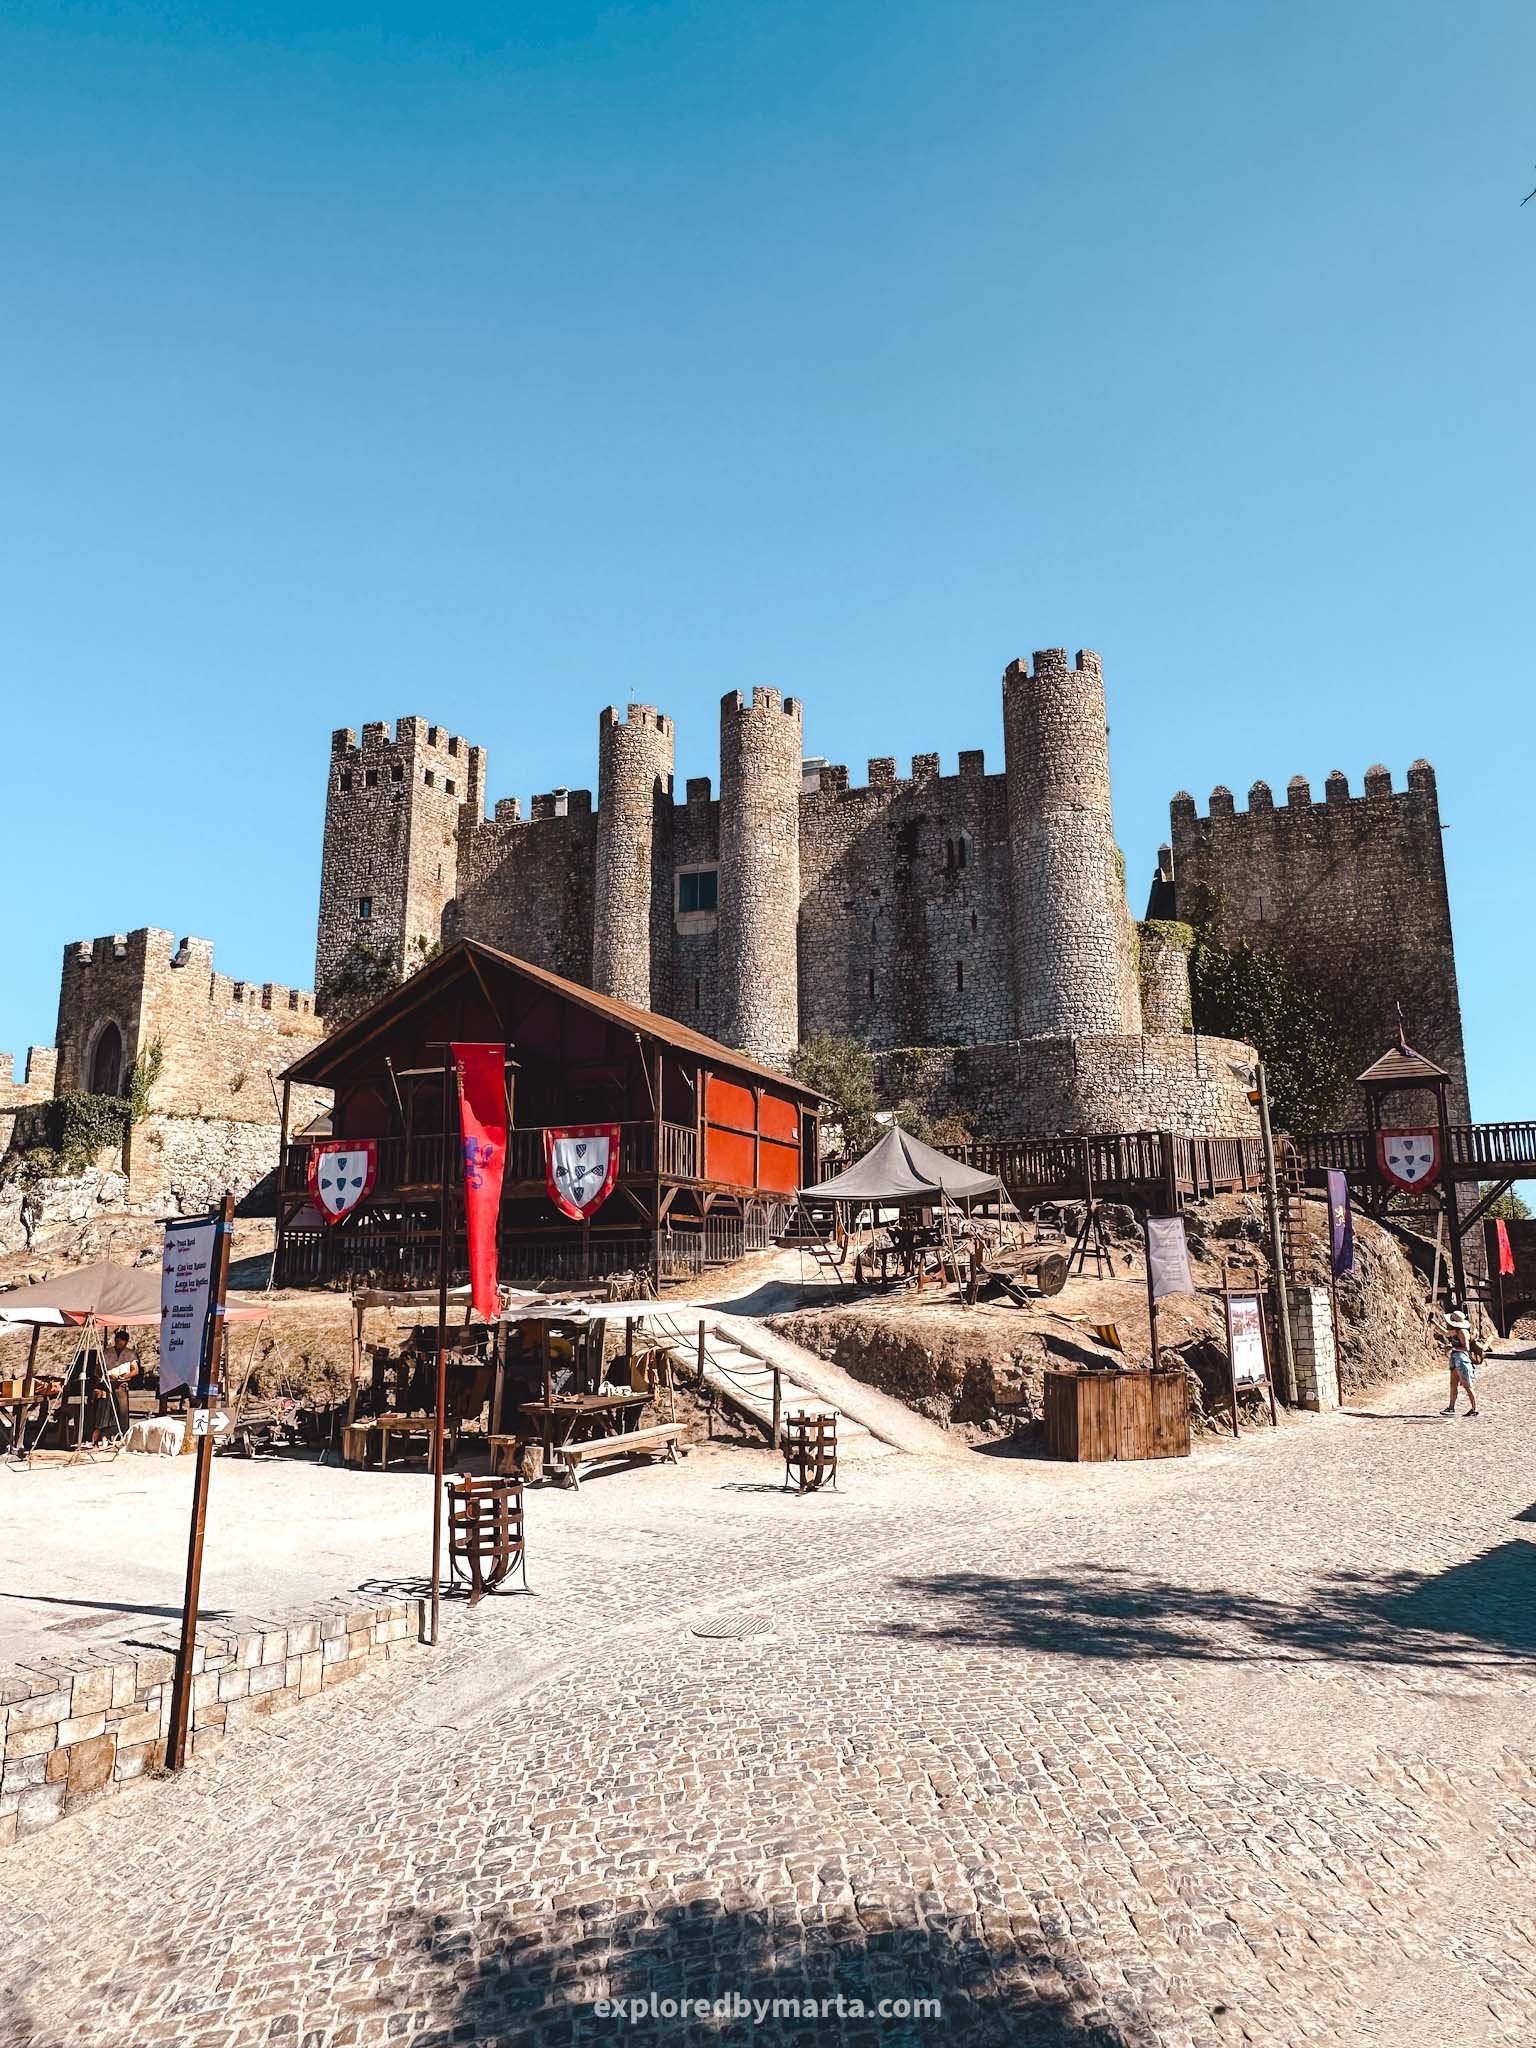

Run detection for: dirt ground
[[769, 1192, 1453, 1438]]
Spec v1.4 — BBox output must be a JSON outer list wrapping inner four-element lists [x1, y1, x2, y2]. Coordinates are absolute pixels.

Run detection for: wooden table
[[0, 1394, 51, 1457], [517, 1392, 648, 1461]]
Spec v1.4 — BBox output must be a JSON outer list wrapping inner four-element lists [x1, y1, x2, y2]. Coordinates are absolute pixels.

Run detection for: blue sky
[[2, 0, 1532, 1118]]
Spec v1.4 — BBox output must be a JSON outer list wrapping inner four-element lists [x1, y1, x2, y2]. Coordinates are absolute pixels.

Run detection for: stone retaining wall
[[0, 1593, 423, 1846]]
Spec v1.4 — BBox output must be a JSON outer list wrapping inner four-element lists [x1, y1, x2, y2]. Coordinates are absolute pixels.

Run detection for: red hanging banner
[[452, 1043, 507, 1319], [1495, 1216, 1516, 1278]]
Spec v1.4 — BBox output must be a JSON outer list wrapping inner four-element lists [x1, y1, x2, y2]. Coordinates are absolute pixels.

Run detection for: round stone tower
[[718, 686, 802, 1067], [1138, 921, 1194, 1035], [593, 704, 674, 1010], [1003, 649, 1142, 1040]]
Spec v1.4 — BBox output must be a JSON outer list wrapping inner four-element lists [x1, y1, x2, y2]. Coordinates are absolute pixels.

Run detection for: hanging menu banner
[[160, 1213, 221, 1396]]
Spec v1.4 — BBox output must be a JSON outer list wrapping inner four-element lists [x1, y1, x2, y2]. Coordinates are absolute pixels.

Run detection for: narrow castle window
[[971, 910, 978, 932], [358, 896, 373, 921], [392, 763, 404, 784], [445, 778, 456, 795], [693, 978, 701, 1011], [365, 768, 379, 789], [339, 772, 353, 793], [424, 769, 435, 787], [868, 969, 876, 999], [955, 960, 964, 991]]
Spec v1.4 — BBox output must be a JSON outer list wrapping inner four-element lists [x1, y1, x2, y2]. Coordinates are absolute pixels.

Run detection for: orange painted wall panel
[[759, 1139, 801, 1194], [706, 1076, 756, 1132], [705, 1126, 756, 1189], [760, 1093, 799, 1143]]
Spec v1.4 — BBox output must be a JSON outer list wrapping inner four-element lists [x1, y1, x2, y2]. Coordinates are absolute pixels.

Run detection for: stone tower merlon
[[1003, 649, 1142, 1040], [717, 686, 803, 1067], [592, 704, 675, 1010], [316, 718, 486, 1007]]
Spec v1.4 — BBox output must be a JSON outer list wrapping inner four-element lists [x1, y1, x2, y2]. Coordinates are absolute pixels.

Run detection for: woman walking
[[1441, 1310, 1481, 1418]]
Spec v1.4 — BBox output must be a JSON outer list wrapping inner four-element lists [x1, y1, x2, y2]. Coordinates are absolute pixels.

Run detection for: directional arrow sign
[[191, 1408, 231, 1438]]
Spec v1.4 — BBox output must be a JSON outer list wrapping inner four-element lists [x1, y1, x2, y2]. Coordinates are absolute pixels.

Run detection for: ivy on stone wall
[[31, 1093, 131, 1175], [1186, 888, 1363, 1134], [320, 936, 399, 1026]]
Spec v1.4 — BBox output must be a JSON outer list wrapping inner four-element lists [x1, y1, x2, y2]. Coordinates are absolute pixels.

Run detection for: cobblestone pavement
[[5, 1352, 1535, 2048]]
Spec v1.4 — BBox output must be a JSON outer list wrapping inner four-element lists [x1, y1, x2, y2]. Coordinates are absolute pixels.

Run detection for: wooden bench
[[552, 1422, 684, 1490]]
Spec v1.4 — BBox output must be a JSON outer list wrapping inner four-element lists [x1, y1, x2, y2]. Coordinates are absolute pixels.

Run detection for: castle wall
[[668, 778, 722, 1037], [797, 754, 1013, 1048], [876, 1032, 1259, 1142], [454, 802, 598, 989], [317, 719, 485, 1002], [1138, 922, 1194, 1036], [1169, 763, 1469, 1125]]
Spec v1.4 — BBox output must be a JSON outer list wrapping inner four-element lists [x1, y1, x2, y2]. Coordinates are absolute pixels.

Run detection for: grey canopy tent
[[800, 1125, 1003, 1206]]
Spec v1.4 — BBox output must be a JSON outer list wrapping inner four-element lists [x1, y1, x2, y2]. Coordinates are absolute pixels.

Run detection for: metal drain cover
[[691, 1614, 770, 1640]]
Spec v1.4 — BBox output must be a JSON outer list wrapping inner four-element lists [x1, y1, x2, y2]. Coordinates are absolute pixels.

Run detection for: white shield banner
[[549, 1133, 614, 1217], [309, 1141, 377, 1222], [1378, 1128, 1439, 1190]]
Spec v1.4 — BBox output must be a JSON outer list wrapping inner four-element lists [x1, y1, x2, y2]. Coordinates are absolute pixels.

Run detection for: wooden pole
[[1254, 1062, 1297, 1405], [1144, 1217, 1160, 1372], [166, 1190, 235, 1772], [428, 1048, 454, 1649]]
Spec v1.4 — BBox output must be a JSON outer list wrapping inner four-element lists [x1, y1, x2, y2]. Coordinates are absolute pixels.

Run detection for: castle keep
[[317, 651, 1261, 1139]]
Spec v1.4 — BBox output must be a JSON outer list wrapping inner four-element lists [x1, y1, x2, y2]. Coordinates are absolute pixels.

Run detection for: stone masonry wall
[[798, 753, 1013, 1048], [876, 1031, 1260, 1140], [317, 719, 485, 1002], [1138, 923, 1194, 1036], [1004, 651, 1142, 1041], [669, 778, 723, 1038], [454, 801, 598, 988], [0, 1594, 421, 1846], [593, 705, 675, 1012], [718, 688, 802, 1068], [1169, 763, 1470, 1126]]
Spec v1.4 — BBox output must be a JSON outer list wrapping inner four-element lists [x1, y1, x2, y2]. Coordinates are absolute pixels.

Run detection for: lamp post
[[1235, 1059, 1297, 1406]]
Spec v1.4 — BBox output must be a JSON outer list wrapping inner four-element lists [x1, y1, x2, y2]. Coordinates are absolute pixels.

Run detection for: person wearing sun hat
[[1441, 1310, 1481, 1418]]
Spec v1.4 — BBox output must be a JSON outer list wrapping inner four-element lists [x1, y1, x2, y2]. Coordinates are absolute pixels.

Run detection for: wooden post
[[1144, 1218, 1160, 1372], [697, 1319, 709, 1437], [166, 1190, 235, 1772], [23, 1324, 39, 1397], [428, 1049, 454, 1649], [771, 1365, 782, 1450], [346, 1299, 364, 1428]]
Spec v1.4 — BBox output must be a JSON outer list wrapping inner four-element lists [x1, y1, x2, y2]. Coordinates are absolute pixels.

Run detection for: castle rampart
[[1167, 759, 1468, 1123]]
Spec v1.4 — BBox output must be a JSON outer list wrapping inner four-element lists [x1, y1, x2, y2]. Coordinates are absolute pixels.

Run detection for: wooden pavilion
[[274, 940, 822, 1291]]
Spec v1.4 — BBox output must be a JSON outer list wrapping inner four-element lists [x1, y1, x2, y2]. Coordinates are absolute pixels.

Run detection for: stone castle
[[2, 641, 1470, 1214]]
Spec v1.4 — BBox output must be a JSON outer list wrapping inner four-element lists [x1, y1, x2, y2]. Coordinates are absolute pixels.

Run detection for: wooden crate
[[1043, 1370, 1189, 1462]]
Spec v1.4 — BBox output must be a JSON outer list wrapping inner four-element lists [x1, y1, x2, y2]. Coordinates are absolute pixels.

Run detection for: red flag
[[452, 1043, 507, 1319], [1495, 1217, 1516, 1278]]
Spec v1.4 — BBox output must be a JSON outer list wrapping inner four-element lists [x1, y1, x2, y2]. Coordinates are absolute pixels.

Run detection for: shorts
[[1450, 1351, 1476, 1386]]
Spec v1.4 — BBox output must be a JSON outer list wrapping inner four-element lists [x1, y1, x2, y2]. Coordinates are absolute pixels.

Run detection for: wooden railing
[[1294, 1122, 1536, 1180], [283, 1118, 701, 1197], [946, 1130, 1264, 1206]]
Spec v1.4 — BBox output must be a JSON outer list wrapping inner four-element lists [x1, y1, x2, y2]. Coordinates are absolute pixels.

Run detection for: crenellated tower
[[592, 704, 675, 1010], [1003, 649, 1142, 1039], [316, 719, 485, 1010], [718, 686, 802, 1066]]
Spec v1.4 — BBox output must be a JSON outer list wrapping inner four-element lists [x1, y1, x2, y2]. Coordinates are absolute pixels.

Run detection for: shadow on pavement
[[880, 1541, 1536, 1670], [390, 1897, 1151, 2047]]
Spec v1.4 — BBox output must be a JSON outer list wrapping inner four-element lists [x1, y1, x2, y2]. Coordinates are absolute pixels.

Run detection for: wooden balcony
[[281, 1119, 701, 1199]]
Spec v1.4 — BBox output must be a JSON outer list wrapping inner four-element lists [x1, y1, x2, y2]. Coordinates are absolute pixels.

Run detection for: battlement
[[1172, 759, 1438, 827], [329, 718, 486, 807], [722, 687, 802, 722], [1002, 648, 1103, 686], [685, 776, 713, 806], [529, 788, 593, 823], [799, 747, 998, 799], [600, 703, 675, 740]]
